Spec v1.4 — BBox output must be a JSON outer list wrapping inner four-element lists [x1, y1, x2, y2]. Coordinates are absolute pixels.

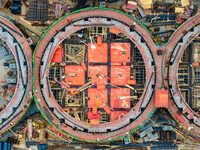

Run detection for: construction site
[[48, 26, 146, 124], [0, 0, 200, 150]]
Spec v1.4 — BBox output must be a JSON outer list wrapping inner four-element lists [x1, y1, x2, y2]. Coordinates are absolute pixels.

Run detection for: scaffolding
[[68, 111, 85, 121], [132, 89, 143, 104], [193, 89, 200, 108], [49, 66, 63, 81], [65, 91, 85, 107], [133, 47, 144, 62], [178, 37, 200, 112], [0, 40, 17, 111], [110, 31, 129, 40], [178, 66, 189, 85], [180, 47, 189, 62], [99, 111, 109, 123], [25, 0, 49, 22], [180, 89, 189, 104], [51, 88, 62, 106], [192, 42, 200, 63], [133, 65, 146, 85], [64, 44, 85, 64], [193, 66, 200, 85], [88, 26, 108, 41]]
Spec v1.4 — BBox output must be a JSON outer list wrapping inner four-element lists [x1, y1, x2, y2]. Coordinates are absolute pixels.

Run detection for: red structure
[[110, 66, 130, 85], [88, 88, 108, 108], [88, 43, 108, 63], [65, 65, 85, 85], [88, 65, 108, 85], [110, 88, 130, 108], [155, 90, 169, 107], [110, 43, 131, 63], [51, 43, 63, 63]]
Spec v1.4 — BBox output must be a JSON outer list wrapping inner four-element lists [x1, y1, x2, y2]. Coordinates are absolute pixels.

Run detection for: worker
[[7, 71, 13, 76]]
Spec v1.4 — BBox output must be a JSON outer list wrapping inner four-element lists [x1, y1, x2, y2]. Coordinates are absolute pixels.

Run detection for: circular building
[[167, 14, 200, 137], [0, 16, 32, 133], [34, 8, 157, 142]]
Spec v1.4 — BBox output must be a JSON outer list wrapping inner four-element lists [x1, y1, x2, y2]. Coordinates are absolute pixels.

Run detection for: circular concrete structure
[[34, 8, 156, 142], [0, 16, 32, 133], [167, 14, 200, 137]]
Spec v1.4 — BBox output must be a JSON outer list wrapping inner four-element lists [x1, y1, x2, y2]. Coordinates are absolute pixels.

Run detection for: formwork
[[110, 43, 131, 63], [88, 43, 108, 63], [110, 66, 130, 85], [88, 65, 108, 85], [110, 88, 130, 108], [51, 43, 63, 63], [87, 88, 108, 108], [65, 65, 85, 85], [26, 0, 49, 22]]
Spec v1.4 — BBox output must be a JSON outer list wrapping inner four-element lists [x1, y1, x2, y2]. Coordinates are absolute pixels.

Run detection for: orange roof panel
[[92, 105, 98, 114], [177, 114, 185, 123], [110, 88, 130, 108], [110, 43, 130, 63], [88, 43, 108, 63], [192, 62, 199, 66], [51, 43, 63, 63], [155, 89, 169, 107], [97, 36, 102, 46], [87, 111, 100, 119], [110, 111, 128, 121], [65, 65, 85, 85], [110, 28, 120, 35], [97, 85, 106, 90], [87, 88, 108, 108], [90, 119, 99, 125], [110, 63, 122, 66], [103, 106, 112, 114], [88, 65, 108, 85], [127, 79, 136, 85], [81, 62, 87, 71], [92, 77, 101, 85], [110, 66, 130, 85]]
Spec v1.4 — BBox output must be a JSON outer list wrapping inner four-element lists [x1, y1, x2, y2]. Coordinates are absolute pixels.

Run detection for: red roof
[[155, 89, 169, 107], [87, 88, 108, 108], [110, 111, 128, 121], [110, 28, 120, 35], [87, 111, 100, 119], [65, 65, 85, 85], [103, 106, 112, 114], [88, 43, 108, 63], [51, 43, 63, 63], [110, 66, 130, 85], [110, 43, 130, 63], [110, 88, 130, 108], [88, 65, 108, 85]]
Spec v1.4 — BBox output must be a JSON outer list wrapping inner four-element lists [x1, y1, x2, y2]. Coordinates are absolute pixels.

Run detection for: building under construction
[[33, 8, 200, 143], [0, 16, 32, 136], [0, 0, 200, 149]]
